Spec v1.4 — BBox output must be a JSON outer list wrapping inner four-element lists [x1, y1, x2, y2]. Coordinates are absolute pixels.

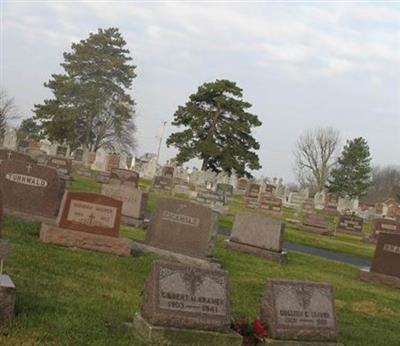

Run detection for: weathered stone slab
[[0, 274, 16, 325], [246, 183, 261, 199], [230, 213, 284, 252], [152, 176, 173, 193], [259, 195, 282, 213], [264, 184, 276, 195], [196, 191, 225, 209], [370, 232, 400, 279], [162, 166, 174, 178], [324, 193, 338, 214], [358, 268, 400, 289], [145, 198, 215, 258], [370, 218, 400, 241], [224, 240, 287, 263], [0, 160, 64, 219], [75, 166, 91, 177], [95, 171, 111, 184], [261, 279, 338, 342], [141, 261, 231, 332], [0, 149, 35, 163], [101, 184, 148, 224], [301, 214, 331, 235], [132, 312, 242, 346], [245, 198, 260, 209], [46, 156, 72, 175], [40, 223, 132, 256], [110, 168, 139, 188], [336, 215, 363, 235], [57, 191, 122, 237], [237, 178, 248, 191], [216, 183, 233, 198]]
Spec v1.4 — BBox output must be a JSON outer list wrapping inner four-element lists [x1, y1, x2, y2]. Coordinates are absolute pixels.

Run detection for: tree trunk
[[201, 158, 209, 171]]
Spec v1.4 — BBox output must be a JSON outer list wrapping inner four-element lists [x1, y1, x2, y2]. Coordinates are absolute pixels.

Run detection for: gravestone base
[[300, 225, 332, 236], [0, 274, 16, 325], [262, 338, 343, 346], [4, 208, 57, 225], [131, 313, 243, 346], [224, 240, 287, 263], [132, 240, 220, 269], [285, 218, 301, 226], [358, 268, 400, 289], [40, 224, 133, 256], [335, 229, 363, 237], [121, 215, 146, 228], [260, 209, 283, 217]]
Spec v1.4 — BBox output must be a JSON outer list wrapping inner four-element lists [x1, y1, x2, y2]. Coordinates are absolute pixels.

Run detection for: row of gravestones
[[1, 149, 400, 340]]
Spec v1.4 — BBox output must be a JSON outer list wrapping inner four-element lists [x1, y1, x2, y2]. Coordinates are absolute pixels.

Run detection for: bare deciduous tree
[[293, 127, 340, 192], [363, 165, 400, 203], [0, 89, 17, 137]]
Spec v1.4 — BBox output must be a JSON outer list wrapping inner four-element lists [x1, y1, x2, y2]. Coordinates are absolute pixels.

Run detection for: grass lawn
[[68, 176, 376, 260], [1, 216, 399, 345]]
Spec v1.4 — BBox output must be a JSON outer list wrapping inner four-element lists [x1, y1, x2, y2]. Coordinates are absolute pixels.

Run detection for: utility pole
[[156, 121, 167, 166]]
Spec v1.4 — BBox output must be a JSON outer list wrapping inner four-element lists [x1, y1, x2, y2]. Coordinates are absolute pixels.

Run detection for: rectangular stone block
[[0, 274, 16, 325], [370, 232, 400, 279], [133, 312, 242, 346], [110, 168, 139, 188], [370, 218, 400, 241], [152, 176, 173, 193], [145, 198, 215, 258], [336, 215, 363, 234], [301, 214, 330, 235], [40, 223, 132, 256], [0, 160, 64, 218], [101, 184, 148, 221], [259, 195, 282, 213], [95, 171, 111, 184], [141, 261, 231, 332], [230, 213, 284, 252], [57, 191, 122, 238], [261, 279, 338, 342]]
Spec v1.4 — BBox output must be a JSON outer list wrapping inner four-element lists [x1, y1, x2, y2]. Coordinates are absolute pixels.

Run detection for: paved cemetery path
[[217, 226, 371, 267], [283, 241, 371, 267]]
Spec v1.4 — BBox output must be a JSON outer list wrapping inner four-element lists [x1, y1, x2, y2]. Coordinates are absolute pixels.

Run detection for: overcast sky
[[1, 1, 399, 182]]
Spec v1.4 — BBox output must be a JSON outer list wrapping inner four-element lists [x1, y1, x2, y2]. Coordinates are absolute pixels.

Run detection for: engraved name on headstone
[[145, 198, 215, 258], [0, 160, 64, 218], [57, 191, 122, 237], [370, 232, 400, 279], [261, 279, 337, 341], [141, 261, 231, 332]]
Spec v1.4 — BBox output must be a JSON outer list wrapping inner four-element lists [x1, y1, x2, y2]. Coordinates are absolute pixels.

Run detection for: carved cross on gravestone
[[88, 213, 95, 225], [7, 152, 12, 160], [26, 164, 32, 173]]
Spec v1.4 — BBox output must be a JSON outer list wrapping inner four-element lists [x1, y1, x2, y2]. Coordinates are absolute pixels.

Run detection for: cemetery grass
[[2, 217, 400, 345], [69, 177, 375, 259], [220, 196, 375, 260]]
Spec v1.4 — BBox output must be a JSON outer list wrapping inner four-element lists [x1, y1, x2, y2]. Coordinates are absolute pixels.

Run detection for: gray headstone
[[146, 198, 216, 258], [141, 260, 231, 332]]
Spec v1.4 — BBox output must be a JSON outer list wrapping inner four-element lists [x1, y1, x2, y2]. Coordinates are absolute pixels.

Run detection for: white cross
[[7, 152, 12, 159], [27, 164, 32, 173]]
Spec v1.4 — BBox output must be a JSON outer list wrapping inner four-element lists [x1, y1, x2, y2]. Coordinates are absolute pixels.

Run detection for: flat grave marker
[[336, 215, 363, 235], [300, 214, 331, 235]]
